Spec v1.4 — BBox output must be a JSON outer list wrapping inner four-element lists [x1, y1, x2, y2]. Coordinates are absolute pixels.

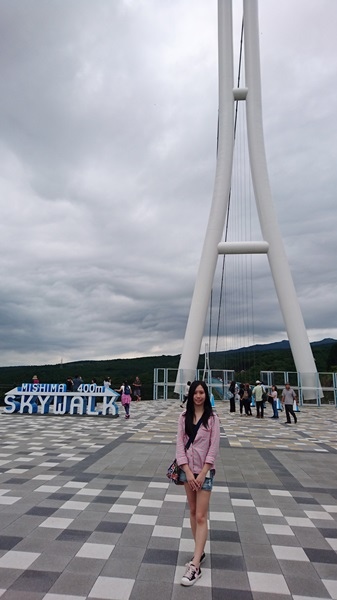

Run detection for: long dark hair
[[185, 380, 213, 437]]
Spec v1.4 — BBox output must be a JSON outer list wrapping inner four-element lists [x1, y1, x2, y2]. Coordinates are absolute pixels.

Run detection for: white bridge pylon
[[175, 0, 319, 399]]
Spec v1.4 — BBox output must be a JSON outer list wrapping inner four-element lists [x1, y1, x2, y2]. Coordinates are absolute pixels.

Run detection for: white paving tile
[[179, 538, 210, 553], [39, 517, 74, 529], [34, 485, 61, 493], [257, 507, 283, 517], [322, 505, 337, 513], [88, 575, 134, 599], [304, 510, 334, 521], [248, 571, 290, 594], [0, 496, 21, 505], [76, 543, 114, 559], [0, 551, 40, 569], [152, 525, 182, 538], [6, 469, 27, 474], [326, 538, 337, 551], [76, 488, 102, 496], [44, 595, 86, 600], [128, 514, 157, 525], [63, 481, 88, 488], [293, 597, 331, 600], [59, 500, 90, 511], [285, 516, 315, 527], [268, 489, 292, 497], [323, 579, 337, 599], [231, 499, 255, 507], [209, 511, 235, 521], [119, 491, 143, 500], [264, 524, 294, 536], [138, 499, 163, 508], [164, 494, 186, 503], [108, 504, 136, 514], [272, 545, 309, 561], [148, 482, 169, 489]]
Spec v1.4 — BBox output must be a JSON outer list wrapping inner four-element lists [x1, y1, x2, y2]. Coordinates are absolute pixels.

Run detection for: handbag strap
[[185, 417, 203, 451]]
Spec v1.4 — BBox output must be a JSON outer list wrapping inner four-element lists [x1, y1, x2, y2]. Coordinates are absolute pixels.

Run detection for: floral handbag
[[166, 417, 203, 485], [166, 458, 182, 485]]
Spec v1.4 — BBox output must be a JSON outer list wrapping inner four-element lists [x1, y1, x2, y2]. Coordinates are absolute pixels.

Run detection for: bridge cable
[[214, 16, 245, 354]]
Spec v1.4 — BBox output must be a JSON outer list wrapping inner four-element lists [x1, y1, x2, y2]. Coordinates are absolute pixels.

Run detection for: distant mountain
[[221, 338, 337, 354], [0, 339, 335, 401]]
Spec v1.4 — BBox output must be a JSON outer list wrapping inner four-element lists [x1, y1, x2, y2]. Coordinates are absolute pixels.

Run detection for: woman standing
[[269, 385, 279, 419], [118, 380, 132, 419], [176, 380, 220, 586]]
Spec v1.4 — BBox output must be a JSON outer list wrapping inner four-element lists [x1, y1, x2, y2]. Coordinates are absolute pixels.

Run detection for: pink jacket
[[176, 412, 220, 474]]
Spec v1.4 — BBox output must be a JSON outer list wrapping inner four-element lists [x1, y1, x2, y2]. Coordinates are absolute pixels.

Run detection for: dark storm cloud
[[0, 0, 336, 366]]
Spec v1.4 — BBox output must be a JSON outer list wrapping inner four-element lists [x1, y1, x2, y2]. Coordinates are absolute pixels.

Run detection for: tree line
[[0, 340, 336, 403]]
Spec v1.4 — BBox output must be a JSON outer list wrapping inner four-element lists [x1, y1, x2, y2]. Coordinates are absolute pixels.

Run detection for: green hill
[[0, 339, 336, 402]]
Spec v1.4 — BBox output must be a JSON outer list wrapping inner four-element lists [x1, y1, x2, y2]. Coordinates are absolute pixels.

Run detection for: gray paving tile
[[8, 569, 60, 593], [0, 401, 337, 600], [129, 580, 173, 600]]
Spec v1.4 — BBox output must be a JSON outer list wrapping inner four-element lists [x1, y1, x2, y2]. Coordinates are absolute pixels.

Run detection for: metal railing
[[154, 369, 337, 406]]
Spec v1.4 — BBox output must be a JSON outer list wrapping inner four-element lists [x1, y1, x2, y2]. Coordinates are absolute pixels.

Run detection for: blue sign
[[3, 383, 120, 417]]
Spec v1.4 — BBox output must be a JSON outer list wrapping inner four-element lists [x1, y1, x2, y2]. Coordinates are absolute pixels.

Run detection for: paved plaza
[[0, 400, 337, 600]]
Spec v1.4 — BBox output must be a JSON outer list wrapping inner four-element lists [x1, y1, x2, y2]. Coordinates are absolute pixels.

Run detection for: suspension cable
[[214, 16, 244, 353]]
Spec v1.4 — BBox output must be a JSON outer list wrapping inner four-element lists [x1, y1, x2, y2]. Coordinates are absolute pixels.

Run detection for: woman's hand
[[185, 469, 199, 491], [194, 473, 206, 489]]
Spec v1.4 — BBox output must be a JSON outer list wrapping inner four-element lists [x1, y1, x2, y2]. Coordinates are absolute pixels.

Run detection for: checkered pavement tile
[[0, 401, 336, 599]]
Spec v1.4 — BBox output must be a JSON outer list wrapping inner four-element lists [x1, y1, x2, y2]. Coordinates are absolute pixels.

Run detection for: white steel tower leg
[[243, 0, 317, 397], [175, 0, 235, 390], [175, 0, 319, 399]]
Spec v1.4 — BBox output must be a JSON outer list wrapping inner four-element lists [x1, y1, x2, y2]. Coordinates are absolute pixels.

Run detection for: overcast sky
[[0, 0, 336, 368]]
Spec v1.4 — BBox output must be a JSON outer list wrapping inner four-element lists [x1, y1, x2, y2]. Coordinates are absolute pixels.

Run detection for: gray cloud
[[0, 0, 336, 367]]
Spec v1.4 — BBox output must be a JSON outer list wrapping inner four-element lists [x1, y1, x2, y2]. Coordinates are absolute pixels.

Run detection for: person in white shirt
[[252, 380, 264, 418], [180, 381, 191, 408]]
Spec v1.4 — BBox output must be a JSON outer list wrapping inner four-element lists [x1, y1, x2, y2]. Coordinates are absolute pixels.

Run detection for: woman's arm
[[176, 414, 188, 467], [205, 415, 220, 466], [176, 415, 196, 485]]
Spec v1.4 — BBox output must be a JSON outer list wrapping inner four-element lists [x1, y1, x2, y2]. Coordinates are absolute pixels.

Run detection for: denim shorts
[[178, 469, 215, 491]]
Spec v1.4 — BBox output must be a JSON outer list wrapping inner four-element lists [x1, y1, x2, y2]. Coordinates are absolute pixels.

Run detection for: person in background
[[176, 380, 220, 587], [180, 381, 191, 408], [261, 380, 268, 408], [269, 385, 279, 419], [252, 380, 264, 418], [66, 377, 73, 392], [281, 382, 297, 425], [118, 380, 132, 419], [238, 383, 245, 415], [229, 380, 236, 413], [32, 375, 39, 384], [104, 377, 112, 388], [243, 383, 253, 415], [133, 376, 142, 402], [72, 375, 83, 391]]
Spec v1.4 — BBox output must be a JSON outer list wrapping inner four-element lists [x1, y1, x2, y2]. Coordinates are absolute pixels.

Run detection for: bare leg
[[184, 483, 197, 541], [184, 484, 211, 569], [193, 490, 211, 568]]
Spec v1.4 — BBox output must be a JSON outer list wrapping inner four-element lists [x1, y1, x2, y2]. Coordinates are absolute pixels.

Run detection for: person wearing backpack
[[118, 380, 132, 419]]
